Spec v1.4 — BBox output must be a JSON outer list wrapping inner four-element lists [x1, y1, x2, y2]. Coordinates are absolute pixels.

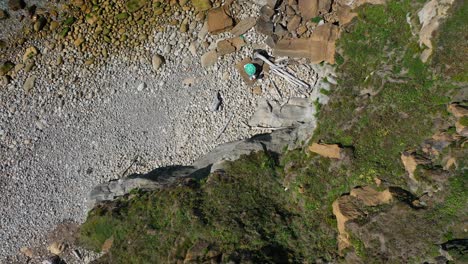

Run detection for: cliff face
[[78, 0, 467, 263]]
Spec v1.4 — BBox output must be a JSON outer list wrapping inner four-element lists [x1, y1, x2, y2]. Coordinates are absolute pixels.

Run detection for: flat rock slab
[[235, 57, 256, 85], [248, 98, 315, 128], [273, 23, 339, 64], [201, 50, 218, 67], [207, 6, 234, 34], [230, 17, 257, 36], [217, 37, 245, 56], [308, 143, 342, 159]]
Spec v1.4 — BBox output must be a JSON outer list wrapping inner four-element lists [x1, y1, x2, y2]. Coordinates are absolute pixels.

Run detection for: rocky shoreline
[[1, 0, 337, 262]]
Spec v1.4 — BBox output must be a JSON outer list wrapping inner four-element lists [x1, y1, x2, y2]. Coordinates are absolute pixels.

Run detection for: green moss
[[311, 16, 322, 23], [0, 61, 14, 76], [126, 0, 146, 13], [115, 12, 129, 20], [63, 17, 76, 26], [459, 116, 468, 127]]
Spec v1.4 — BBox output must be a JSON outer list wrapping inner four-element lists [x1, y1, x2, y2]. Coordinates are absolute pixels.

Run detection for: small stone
[[0, 61, 15, 76], [33, 16, 47, 32], [180, 20, 188, 33], [195, 12, 205, 21], [47, 242, 66, 255], [20, 247, 33, 258], [49, 21, 59, 31], [154, 7, 164, 16], [255, 18, 274, 35], [74, 37, 85, 47], [23, 75, 36, 92], [56, 56, 63, 66], [126, 0, 146, 13], [151, 54, 164, 71], [201, 50, 217, 67], [14, 63, 24, 72], [252, 86, 262, 95], [1, 75, 11, 86], [287, 15, 301, 32], [23, 46, 39, 63], [85, 13, 98, 24], [230, 17, 257, 36], [296, 25, 308, 36], [25, 61, 35, 72], [189, 42, 197, 56], [137, 82, 146, 91], [116, 12, 129, 20], [308, 143, 342, 159]]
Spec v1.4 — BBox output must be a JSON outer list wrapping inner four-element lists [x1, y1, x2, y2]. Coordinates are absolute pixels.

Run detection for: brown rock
[[101, 237, 114, 253], [273, 23, 339, 64], [400, 152, 418, 181], [23, 46, 39, 63], [298, 0, 318, 20], [230, 17, 256, 36], [23, 75, 36, 92], [333, 186, 393, 252], [217, 37, 245, 56], [207, 6, 234, 34], [201, 50, 217, 67], [336, 4, 357, 25], [332, 195, 362, 251], [47, 242, 66, 255], [287, 15, 301, 32], [260, 5, 275, 20], [20, 247, 33, 258], [350, 186, 392, 206], [448, 103, 468, 118], [455, 120, 468, 137], [255, 17, 274, 36], [296, 25, 308, 36], [252, 86, 262, 95], [308, 143, 342, 159]]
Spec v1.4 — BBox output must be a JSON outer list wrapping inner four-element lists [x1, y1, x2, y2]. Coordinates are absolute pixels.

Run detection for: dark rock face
[[255, 17, 274, 35], [8, 0, 26, 11]]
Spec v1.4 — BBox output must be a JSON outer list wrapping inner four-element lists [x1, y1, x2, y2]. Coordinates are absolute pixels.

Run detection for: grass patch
[[313, 0, 459, 185], [432, 0, 468, 81], [80, 152, 340, 263]]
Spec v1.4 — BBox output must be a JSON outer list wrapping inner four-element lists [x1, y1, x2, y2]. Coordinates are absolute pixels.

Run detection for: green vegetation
[[314, 0, 459, 186], [432, 0, 468, 81], [80, 152, 338, 263]]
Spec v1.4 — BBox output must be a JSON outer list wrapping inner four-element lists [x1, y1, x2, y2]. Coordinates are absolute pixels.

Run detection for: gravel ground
[[0, 1, 334, 262]]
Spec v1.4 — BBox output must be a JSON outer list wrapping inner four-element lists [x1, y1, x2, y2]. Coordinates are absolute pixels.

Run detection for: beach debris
[[216, 114, 234, 140], [211, 91, 223, 112], [253, 51, 310, 89]]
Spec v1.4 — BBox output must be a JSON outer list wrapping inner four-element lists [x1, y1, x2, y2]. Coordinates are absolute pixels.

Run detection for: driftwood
[[253, 52, 310, 89]]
